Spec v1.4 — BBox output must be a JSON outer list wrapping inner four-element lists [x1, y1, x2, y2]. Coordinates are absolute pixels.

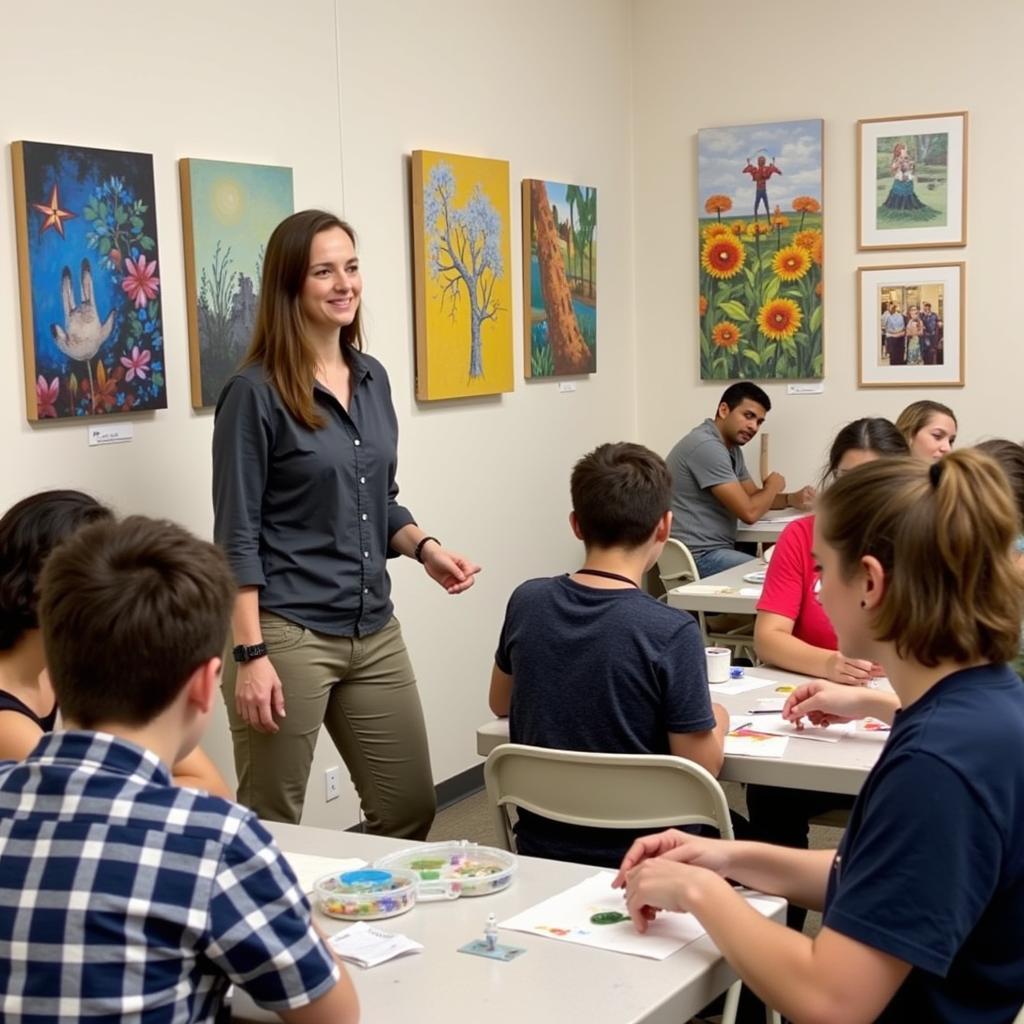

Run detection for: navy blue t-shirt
[[494, 576, 715, 867], [823, 663, 1024, 1023]]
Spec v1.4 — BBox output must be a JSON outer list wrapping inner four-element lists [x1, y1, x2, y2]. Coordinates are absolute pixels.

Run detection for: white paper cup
[[705, 646, 731, 684]]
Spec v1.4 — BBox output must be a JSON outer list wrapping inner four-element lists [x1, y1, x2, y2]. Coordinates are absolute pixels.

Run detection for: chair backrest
[[656, 537, 701, 593], [483, 743, 733, 852], [1013, 1000, 1024, 1024]]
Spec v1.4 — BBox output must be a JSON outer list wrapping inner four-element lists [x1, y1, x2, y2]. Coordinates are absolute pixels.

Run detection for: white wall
[[631, 0, 1024, 485], [0, 0, 636, 827]]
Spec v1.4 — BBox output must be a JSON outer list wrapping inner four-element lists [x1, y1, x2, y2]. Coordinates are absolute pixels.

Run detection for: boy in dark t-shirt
[[490, 442, 728, 867]]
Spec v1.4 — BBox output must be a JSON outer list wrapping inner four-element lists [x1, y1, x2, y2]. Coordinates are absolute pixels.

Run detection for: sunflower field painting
[[12, 141, 167, 421], [697, 119, 823, 381]]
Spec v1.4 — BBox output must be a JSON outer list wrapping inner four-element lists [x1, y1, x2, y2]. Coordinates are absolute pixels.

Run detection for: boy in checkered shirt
[[0, 514, 359, 1024]]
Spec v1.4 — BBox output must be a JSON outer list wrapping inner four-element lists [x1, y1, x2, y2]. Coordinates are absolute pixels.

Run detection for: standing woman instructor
[[213, 210, 480, 837]]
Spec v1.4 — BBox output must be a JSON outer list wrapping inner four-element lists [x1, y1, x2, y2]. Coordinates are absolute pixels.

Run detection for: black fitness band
[[414, 536, 440, 563]]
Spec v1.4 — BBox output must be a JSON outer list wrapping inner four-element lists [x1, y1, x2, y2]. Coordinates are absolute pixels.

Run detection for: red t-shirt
[[756, 515, 838, 650]]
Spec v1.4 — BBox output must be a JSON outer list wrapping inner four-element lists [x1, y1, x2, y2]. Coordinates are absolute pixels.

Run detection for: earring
[[860, 600, 866, 608]]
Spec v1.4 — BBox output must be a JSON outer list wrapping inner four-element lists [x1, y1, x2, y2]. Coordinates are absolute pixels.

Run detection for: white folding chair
[[484, 744, 780, 1024], [1013, 999, 1024, 1024], [656, 538, 756, 662]]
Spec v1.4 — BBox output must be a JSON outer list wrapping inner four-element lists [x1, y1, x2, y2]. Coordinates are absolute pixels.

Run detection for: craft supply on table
[[456, 910, 527, 961], [314, 867, 419, 920], [729, 666, 745, 679], [375, 841, 517, 899], [458, 939, 527, 961], [499, 871, 779, 960], [329, 921, 423, 968], [283, 853, 367, 895], [705, 646, 731, 683]]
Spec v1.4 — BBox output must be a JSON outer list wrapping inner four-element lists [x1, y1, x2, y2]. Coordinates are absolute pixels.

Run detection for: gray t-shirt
[[666, 418, 749, 556]]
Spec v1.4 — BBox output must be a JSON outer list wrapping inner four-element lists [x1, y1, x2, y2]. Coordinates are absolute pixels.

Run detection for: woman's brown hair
[[243, 210, 363, 429], [895, 399, 956, 446], [976, 439, 1024, 530], [818, 449, 1024, 667]]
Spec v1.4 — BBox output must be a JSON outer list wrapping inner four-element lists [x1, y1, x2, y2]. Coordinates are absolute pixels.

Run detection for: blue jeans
[[693, 546, 756, 579]]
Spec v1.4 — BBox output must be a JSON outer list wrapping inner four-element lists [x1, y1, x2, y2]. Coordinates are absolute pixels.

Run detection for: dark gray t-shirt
[[666, 418, 750, 556], [494, 576, 715, 866]]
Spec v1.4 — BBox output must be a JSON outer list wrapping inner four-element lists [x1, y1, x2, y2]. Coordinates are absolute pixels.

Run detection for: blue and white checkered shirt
[[0, 732, 338, 1023]]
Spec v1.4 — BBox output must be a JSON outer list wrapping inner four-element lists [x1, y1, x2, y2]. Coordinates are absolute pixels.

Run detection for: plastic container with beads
[[313, 868, 420, 920], [374, 841, 517, 899]]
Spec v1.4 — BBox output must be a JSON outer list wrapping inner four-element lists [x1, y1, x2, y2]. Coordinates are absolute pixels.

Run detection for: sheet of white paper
[[282, 852, 367, 894], [747, 697, 787, 713], [738, 587, 763, 597], [724, 730, 790, 758], [853, 718, 892, 741], [741, 713, 855, 743], [499, 871, 778, 960], [669, 584, 734, 596], [708, 676, 767, 695], [752, 512, 805, 525]]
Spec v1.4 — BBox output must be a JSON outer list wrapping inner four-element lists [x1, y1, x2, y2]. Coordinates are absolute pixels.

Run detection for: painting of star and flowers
[[698, 119, 823, 380], [12, 141, 167, 421]]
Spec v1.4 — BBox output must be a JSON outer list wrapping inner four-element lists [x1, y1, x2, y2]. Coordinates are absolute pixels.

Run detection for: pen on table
[[746, 709, 784, 714], [730, 720, 753, 731]]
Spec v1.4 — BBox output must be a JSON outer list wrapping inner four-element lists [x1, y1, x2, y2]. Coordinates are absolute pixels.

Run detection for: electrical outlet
[[324, 766, 340, 802]]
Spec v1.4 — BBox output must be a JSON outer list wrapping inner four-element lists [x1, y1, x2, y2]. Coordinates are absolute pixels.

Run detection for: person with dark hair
[[488, 442, 728, 867], [666, 382, 815, 578], [616, 450, 1024, 1023], [754, 418, 909, 681], [213, 210, 480, 837], [0, 515, 360, 1024], [920, 302, 939, 364], [0, 490, 227, 794], [747, 419, 909, 923], [791, 436, 1024, 707]]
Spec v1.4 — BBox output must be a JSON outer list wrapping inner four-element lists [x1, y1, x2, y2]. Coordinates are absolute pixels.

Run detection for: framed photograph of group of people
[[856, 111, 967, 388], [857, 262, 963, 388]]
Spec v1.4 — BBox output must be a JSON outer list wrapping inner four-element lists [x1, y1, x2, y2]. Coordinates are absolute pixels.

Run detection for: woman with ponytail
[[613, 450, 1024, 1022]]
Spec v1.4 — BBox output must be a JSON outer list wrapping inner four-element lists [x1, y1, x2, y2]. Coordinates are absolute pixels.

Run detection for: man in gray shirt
[[666, 382, 814, 578]]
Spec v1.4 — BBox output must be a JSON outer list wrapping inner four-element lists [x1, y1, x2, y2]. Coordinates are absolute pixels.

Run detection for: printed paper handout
[[329, 921, 423, 968]]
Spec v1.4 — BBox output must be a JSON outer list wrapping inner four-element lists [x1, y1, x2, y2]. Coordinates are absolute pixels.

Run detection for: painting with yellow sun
[[411, 150, 513, 400], [180, 158, 293, 406]]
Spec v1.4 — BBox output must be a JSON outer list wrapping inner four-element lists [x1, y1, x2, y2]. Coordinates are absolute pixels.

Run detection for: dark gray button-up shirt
[[212, 349, 415, 637]]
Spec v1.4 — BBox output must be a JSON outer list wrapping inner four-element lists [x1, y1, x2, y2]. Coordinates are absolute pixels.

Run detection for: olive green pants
[[222, 613, 436, 839]]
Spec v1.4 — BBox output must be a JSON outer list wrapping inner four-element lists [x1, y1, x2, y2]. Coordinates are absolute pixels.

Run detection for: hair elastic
[[929, 461, 943, 487]]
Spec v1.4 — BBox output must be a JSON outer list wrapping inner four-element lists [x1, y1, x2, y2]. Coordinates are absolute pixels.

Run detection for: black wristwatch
[[232, 642, 268, 663]]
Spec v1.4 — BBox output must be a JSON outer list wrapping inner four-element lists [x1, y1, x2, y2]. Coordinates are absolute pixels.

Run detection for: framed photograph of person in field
[[857, 112, 967, 250], [858, 263, 964, 388]]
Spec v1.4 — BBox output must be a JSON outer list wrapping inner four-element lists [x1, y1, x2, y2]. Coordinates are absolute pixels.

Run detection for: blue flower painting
[[13, 141, 167, 420]]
